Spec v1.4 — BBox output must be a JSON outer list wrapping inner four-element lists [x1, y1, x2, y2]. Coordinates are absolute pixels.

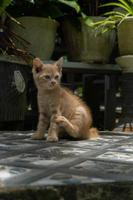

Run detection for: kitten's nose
[[51, 80, 56, 86]]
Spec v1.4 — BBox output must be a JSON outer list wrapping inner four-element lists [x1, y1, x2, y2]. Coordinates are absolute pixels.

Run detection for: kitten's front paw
[[46, 135, 59, 142], [31, 132, 44, 140], [56, 116, 68, 127]]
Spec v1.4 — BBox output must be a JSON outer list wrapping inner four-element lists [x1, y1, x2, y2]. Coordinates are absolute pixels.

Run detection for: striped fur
[[32, 57, 99, 142]]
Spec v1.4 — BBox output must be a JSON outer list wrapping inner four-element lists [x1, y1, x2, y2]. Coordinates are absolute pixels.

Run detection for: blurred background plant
[[93, 0, 133, 32], [0, 0, 117, 62], [0, 0, 33, 63], [1, 0, 92, 62], [0, 0, 12, 16], [7, 0, 96, 27], [1, 0, 96, 62]]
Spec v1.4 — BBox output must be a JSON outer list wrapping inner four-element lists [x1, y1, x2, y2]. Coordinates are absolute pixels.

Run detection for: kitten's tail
[[88, 127, 99, 139]]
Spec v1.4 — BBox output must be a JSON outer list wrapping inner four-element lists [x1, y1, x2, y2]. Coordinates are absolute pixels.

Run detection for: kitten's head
[[32, 57, 63, 90]]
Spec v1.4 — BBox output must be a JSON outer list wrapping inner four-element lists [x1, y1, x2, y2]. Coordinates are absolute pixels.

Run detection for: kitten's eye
[[55, 75, 59, 79], [44, 75, 50, 80]]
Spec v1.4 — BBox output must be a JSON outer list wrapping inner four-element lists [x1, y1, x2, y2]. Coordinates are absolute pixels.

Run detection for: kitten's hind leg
[[32, 113, 49, 140], [87, 128, 99, 140]]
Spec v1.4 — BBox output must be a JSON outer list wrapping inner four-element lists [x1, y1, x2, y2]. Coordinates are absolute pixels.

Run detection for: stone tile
[[0, 131, 133, 188]]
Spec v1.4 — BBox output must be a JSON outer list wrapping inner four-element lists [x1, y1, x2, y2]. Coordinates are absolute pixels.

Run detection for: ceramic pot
[[62, 17, 116, 63], [10, 17, 59, 59], [117, 16, 133, 55]]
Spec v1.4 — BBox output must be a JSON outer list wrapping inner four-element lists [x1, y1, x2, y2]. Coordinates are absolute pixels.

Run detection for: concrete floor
[[0, 131, 133, 199]]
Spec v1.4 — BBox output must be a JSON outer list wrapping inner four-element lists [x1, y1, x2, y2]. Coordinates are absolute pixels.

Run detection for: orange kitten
[[32, 57, 99, 142]]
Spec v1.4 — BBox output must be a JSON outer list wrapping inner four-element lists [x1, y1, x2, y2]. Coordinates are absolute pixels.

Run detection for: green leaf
[[81, 12, 94, 27], [103, 10, 126, 17], [118, 0, 133, 15], [58, 0, 80, 13], [118, 0, 131, 8], [0, 0, 12, 7], [6, 11, 24, 27], [100, 1, 133, 16], [0, 0, 12, 15]]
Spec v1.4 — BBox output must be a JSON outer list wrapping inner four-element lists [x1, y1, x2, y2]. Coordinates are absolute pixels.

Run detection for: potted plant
[[96, 0, 133, 131], [96, 0, 133, 56], [59, 0, 116, 64], [6, 0, 61, 60], [95, 0, 133, 71]]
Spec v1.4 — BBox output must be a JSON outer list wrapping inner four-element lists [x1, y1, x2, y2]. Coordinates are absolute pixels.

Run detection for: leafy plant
[[0, 0, 32, 62], [94, 0, 133, 32], [0, 0, 104, 61], [0, 0, 12, 16], [102, 0, 133, 16], [7, 0, 94, 27], [57, 0, 95, 26]]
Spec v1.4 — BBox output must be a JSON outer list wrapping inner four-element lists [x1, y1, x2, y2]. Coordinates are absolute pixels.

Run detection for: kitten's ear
[[33, 58, 43, 73], [55, 57, 63, 72]]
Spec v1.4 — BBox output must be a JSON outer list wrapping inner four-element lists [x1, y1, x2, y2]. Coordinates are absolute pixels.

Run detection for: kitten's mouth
[[49, 84, 57, 89]]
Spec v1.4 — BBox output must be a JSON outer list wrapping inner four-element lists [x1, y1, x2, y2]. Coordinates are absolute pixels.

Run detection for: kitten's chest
[[38, 93, 59, 116]]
